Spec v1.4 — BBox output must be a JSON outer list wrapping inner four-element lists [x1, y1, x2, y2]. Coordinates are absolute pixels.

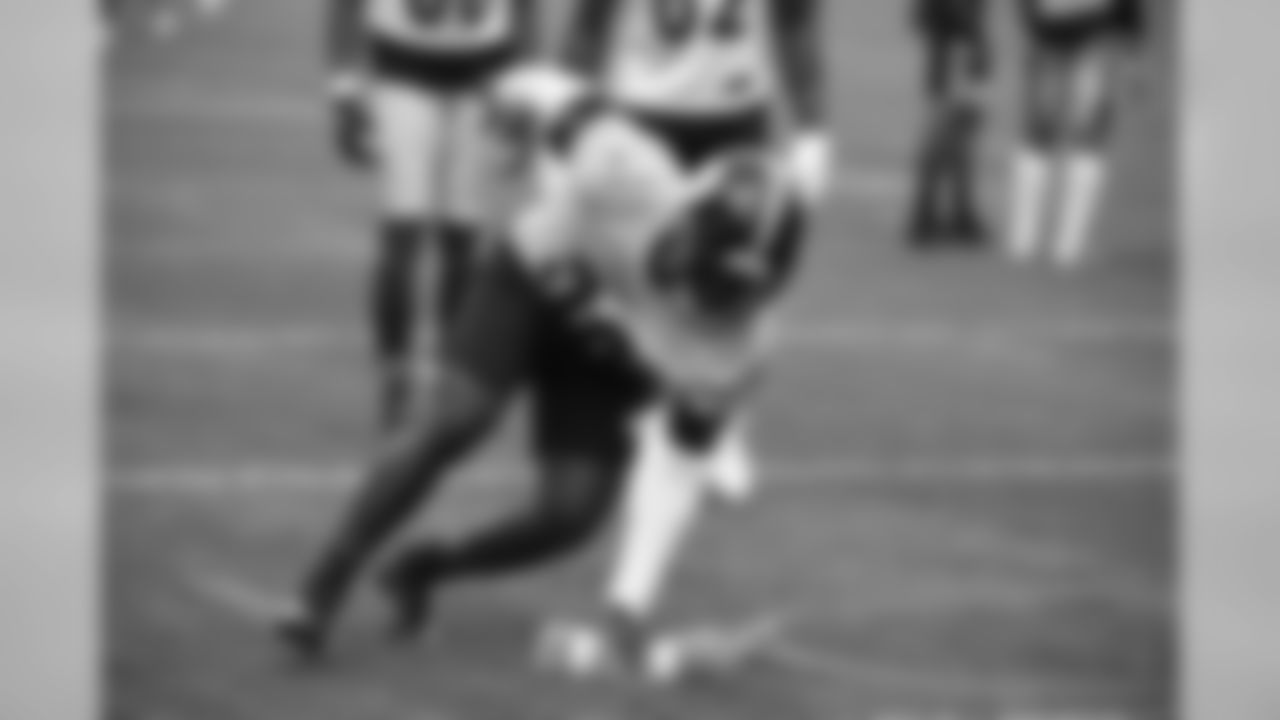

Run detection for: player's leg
[[538, 400, 757, 678], [910, 14, 989, 249], [602, 404, 734, 634], [434, 89, 499, 323], [1050, 37, 1118, 267], [368, 79, 451, 428], [908, 32, 953, 247], [1006, 38, 1065, 261], [941, 39, 989, 246], [381, 329, 649, 639], [276, 246, 539, 660]]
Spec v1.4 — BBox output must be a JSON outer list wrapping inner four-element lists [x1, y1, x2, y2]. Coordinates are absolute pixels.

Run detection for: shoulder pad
[[491, 63, 590, 123], [491, 63, 609, 155]]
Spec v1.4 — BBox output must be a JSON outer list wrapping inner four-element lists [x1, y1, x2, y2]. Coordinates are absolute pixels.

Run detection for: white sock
[[703, 418, 755, 503], [1052, 150, 1108, 268], [1006, 146, 1054, 262], [606, 408, 706, 620]]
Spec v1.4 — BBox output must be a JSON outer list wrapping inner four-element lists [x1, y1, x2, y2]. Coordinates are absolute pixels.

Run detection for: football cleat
[[274, 605, 331, 664], [378, 548, 445, 642]]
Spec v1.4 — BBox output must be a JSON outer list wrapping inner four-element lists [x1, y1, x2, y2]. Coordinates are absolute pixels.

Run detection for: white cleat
[[533, 618, 624, 680], [533, 614, 787, 686]]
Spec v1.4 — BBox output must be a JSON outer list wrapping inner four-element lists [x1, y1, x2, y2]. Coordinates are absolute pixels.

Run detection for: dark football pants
[[300, 247, 648, 621]]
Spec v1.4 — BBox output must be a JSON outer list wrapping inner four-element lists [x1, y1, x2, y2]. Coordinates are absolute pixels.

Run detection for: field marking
[[179, 566, 471, 720], [114, 452, 1171, 499], [180, 563, 850, 690], [181, 563, 742, 720], [183, 562, 298, 622], [110, 317, 1174, 413], [113, 316, 1172, 360], [179, 561, 1118, 708]]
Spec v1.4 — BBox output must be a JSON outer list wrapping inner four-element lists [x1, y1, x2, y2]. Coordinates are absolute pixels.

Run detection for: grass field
[[106, 2, 1177, 719]]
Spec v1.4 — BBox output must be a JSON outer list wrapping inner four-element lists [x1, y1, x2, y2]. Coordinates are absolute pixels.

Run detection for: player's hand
[[784, 132, 834, 208], [328, 71, 373, 170]]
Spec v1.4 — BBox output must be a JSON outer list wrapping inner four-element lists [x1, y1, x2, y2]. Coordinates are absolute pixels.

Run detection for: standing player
[[562, 0, 833, 215], [325, 0, 538, 428], [906, 0, 992, 249], [1005, 0, 1146, 266]]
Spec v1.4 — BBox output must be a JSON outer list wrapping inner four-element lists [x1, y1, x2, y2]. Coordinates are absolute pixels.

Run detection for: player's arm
[[325, 0, 374, 167], [758, 200, 810, 303], [561, 0, 619, 77], [503, 138, 597, 306], [776, 0, 833, 206], [326, 0, 369, 89]]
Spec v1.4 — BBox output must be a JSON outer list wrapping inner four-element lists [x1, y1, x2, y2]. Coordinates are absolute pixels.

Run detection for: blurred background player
[[562, 0, 833, 214], [1005, 0, 1146, 266], [325, 0, 537, 429], [906, 0, 991, 250]]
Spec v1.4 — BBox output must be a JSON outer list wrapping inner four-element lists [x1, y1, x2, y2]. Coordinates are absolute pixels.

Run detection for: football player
[[276, 66, 808, 662], [539, 149, 806, 679], [325, 0, 538, 428], [1005, 0, 1146, 266], [538, 0, 829, 674], [906, 0, 992, 249], [562, 0, 833, 214]]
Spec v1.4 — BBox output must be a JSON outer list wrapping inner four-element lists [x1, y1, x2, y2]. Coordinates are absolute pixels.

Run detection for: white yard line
[[181, 561, 1141, 708], [109, 316, 1173, 413], [112, 316, 1171, 360], [115, 452, 1171, 499]]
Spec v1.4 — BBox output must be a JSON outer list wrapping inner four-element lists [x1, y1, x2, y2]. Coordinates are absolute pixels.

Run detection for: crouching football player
[[1005, 0, 1146, 266], [325, 0, 537, 428], [537, 155, 809, 681]]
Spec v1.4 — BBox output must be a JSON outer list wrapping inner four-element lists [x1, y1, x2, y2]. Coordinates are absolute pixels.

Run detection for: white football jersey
[[509, 109, 788, 395], [602, 0, 781, 115], [365, 0, 521, 52]]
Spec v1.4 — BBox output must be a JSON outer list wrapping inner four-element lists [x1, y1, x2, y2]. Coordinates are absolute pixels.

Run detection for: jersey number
[[408, 0, 490, 27], [653, 0, 748, 46]]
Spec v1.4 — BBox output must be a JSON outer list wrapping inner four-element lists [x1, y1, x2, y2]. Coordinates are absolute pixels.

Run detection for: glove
[[784, 132, 834, 207], [328, 70, 374, 170]]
